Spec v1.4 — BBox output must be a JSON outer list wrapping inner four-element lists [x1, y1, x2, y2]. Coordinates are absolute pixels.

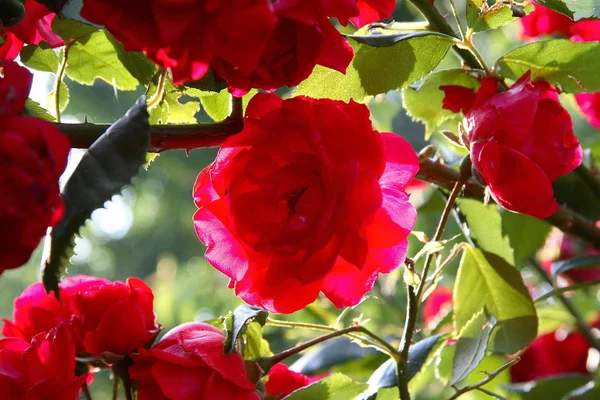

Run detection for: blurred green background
[[4, 1, 600, 399]]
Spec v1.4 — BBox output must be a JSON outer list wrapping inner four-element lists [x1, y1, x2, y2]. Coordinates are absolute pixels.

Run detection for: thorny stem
[[56, 96, 244, 151], [529, 257, 600, 351], [448, 357, 520, 400], [54, 43, 71, 123], [265, 318, 401, 360]]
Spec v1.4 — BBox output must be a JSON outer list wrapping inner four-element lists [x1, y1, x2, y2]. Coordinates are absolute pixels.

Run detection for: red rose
[[81, 0, 356, 93], [129, 322, 260, 400], [265, 363, 328, 399], [0, 324, 85, 399], [68, 277, 159, 357], [0, 60, 70, 272], [519, 2, 574, 39], [441, 73, 582, 219], [2, 276, 112, 353], [0, 1, 62, 60], [212, 0, 356, 96], [510, 329, 591, 383], [570, 20, 600, 130], [193, 94, 419, 313]]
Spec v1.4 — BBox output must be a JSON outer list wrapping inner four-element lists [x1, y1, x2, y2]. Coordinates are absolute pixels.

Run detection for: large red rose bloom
[[193, 94, 419, 313]]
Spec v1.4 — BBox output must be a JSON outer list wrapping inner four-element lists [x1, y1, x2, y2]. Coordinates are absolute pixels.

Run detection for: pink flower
[[129, 322, 260, 400], [193, 94, 419, 313], [441, 73, 582, 218], [422, 286, 452, 327]]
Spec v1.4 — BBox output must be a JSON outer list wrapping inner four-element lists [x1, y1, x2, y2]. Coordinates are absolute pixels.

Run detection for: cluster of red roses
[[520, 3, 600, 129], [79, 0, 395, 94], [0, 275, 322, 399]]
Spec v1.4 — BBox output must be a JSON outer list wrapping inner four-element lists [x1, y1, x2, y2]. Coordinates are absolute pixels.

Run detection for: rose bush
[[0, 0, 62, 60], [539, 229, 600, 283], [0, 324, 85, 399], [519, 2, 574, 39], [0, 59, 70, 273], [129, 322, 260, 400], [441, 73, 582, 218], [193, 94, 419, 313]]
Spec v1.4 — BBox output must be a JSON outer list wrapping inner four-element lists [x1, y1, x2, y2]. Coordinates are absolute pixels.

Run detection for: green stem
[[54, 44, 71, 123], [146, 69, 168, 110], [529, 257, 600, 351], [266, 318, 400, 360], [397, 157, 471, 400], [448, 0, 466, 41], [259, 326, 379, 372], [407, 0, 482, 69], [448, 357, 520, 400]]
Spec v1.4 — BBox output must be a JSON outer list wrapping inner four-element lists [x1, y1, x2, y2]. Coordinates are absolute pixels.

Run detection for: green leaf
[[495, 40, 600, 93], [66, 30, 140, 90], [42, 97, 150, 294], [535, 0, 575, 18], [47, 80, 69, 113], [183, 69, 228, 93], [286, 373, 368, 400], [51, 17, 97, 41], [402, 69, 480, 139], [243, 321, 272, 359], [455, 199, 515, 266], [185, 87, 231, 122], [466, 0, 486, 27], [363, 333, 447, 399], [451, 309, 496, 385], [20, 44, 59, 72], [453, 245, 538, 354], [504, 375, 593, 399], [23, 99, 55, 122], [149, 80, 202, 124], [105, 33, 157, 86], [553, 171, 600, 221], [471, 3, 534, 32], [295, 35, 454, 102], [222, 305, 268, 355], [346, 31, 454, 47], [374, 387, 399, 400], [502, 211, 550, 268], [566, 379, 600, 399], [551, 255, 600, 278]]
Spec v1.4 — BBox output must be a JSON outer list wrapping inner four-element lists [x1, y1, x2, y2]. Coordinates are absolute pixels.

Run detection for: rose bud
[[129, 322, 260, 400], [441, 72, 582, 219], [265, 363, 329, 399]]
